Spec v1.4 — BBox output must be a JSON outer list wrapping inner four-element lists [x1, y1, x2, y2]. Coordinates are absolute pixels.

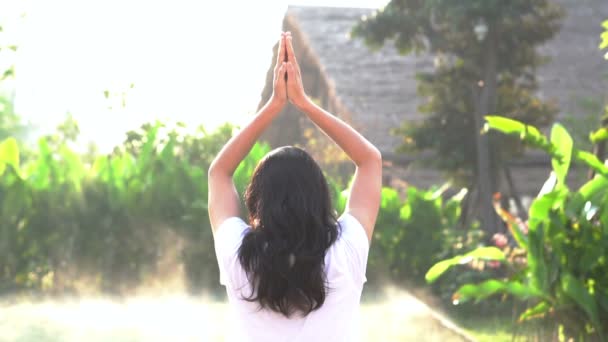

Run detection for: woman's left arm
[[208, 34, 288, 233]]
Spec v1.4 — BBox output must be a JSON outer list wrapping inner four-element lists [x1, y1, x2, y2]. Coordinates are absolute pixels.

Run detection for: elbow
[[368, 146, 382, 167], [356, 146, 382, 168], [208, 160, 233, 179], [208, 161, 220, 178], [372, 147, 382, 164]]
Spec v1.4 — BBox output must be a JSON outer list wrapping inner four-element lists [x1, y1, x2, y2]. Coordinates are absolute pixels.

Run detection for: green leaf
[[381, 187, 402, 212], [425, 259, 456, 284], [601, 31, 608, 49], [575, 150, 608, 178], [138, 123, 160, 172], [453, 280, 542, 304], [425, 246, 505, 283], [0, 137, 19, 176], [484, 116, 548, 148], [529, 191, 561, 223], [561, 272, 602, 339], [528, 222, 548, 292], [579, 175, 608, 201], [484, 116, 527, 134], [527, 192, 557, 293], [590, 128, 608, 144], [550, 123, 573, 185], [399, 203, 412, 221], [519, 301, 551, 322], [160, 135, 176, 165], [466, 246, 506, 260]]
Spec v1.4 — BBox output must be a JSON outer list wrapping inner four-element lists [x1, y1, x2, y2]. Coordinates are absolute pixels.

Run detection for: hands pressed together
[[270, 32, 308, 110], [209, 31, 381, 239]]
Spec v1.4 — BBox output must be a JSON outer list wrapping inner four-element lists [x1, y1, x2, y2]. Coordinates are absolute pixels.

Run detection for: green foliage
[[352, 0, 561, 186], [454, 280, 542, 304], [485, 116, 608, 178], [369, 185, 472, 285], [590, 127, 608, 145], [0, 121, 265, 294], [429, 117, 608, 341], [0, 119, 470, 297], [425, 246, 505, 284], [352, 0, 563, 58], [0, 22, 26, 142], [0, 96, 26, 142], [562, 97, 605, 152], [0, 137, 18, 176]]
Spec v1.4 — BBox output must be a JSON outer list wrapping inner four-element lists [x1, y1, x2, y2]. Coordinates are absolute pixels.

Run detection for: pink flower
[[514, 257, 527, 266], [488, 260, 501, 269], [493, 233, 508, 249]]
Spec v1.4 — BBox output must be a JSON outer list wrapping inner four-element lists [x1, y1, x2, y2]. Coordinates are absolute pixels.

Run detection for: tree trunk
[[473, 29, 499, 236], [459, 185, 477, 230], [504, 164, 528, 221]]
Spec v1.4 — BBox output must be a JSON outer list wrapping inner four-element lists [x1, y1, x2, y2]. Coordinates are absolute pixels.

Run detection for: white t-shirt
[[213, 212, 370, 342]]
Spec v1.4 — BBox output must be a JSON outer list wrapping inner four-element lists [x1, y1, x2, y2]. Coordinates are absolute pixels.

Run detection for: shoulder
[[214, 217, 250, 257], [213, 217, 250, 286], [337, 212, 370, 249], [329, 213, 370, 285]]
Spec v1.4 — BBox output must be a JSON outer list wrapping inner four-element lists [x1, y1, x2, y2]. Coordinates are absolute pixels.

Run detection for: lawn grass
[[0, 293, 471, 342], [454, 311, 542, 342]]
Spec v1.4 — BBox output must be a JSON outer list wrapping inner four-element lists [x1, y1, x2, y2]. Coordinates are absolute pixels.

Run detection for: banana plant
[[426, 117, 608, 341]]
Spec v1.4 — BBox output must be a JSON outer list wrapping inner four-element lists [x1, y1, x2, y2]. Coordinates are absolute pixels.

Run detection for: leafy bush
[[335, 183, 474, 289], [0, 122, 266, 295], [0, 119, 473, 298], [427, 117, 608, 341]]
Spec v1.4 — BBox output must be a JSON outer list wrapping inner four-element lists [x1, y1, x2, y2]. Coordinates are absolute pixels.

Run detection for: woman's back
[[207, 31, 381, 341], [215, 213, 369, 342]]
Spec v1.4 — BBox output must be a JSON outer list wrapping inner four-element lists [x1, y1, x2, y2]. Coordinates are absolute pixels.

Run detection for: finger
[[285, 36, 296, 62], [276, 62, 287, 83], [281, 61, 288, 76], [286, 62, 296, 83], [286, 36, 300, 72], [275, 35, 285, 68]]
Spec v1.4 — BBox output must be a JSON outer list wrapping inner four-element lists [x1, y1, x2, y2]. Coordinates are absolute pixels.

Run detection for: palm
[[271, 35, 288, 105]]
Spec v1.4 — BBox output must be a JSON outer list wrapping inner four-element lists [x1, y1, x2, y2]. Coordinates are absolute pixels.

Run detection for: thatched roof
[[536, 0, 608, 116], [284, 6, 431, 155], [282, 2, 608, 156]]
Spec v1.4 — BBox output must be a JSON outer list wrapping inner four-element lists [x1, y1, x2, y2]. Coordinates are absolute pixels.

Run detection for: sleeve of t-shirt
[[213, 217, 250, 286], [337, 212, 370, 284]]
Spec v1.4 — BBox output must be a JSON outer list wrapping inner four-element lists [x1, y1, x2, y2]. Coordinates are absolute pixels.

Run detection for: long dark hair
[[238, 146, 339, 317]]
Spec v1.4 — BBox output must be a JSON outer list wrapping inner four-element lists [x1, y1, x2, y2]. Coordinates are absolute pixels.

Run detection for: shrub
[[0, 120, 473, 299], [426, 117, 608, 341]]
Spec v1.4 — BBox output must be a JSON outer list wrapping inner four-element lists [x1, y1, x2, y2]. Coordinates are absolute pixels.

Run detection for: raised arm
[[284, 34, 382, 242], [208, 34, 288, 233]]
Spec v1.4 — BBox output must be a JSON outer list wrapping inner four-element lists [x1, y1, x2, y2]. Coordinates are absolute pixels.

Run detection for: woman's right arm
[[284, 35, 382, 242]]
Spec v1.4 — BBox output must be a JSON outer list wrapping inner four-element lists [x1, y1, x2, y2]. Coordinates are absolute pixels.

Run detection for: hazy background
[[1, 0, 606, 341], [4, 0, 388, 151]]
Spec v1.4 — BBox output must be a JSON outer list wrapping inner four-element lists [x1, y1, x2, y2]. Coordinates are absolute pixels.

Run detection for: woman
[[208, 32, 382, 341]]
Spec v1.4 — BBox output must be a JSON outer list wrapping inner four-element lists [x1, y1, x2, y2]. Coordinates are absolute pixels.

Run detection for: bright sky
[[1, 0, 388, 151]]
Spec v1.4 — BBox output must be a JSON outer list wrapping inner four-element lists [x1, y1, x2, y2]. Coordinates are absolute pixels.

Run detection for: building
[[258, 2, 608, 194]]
